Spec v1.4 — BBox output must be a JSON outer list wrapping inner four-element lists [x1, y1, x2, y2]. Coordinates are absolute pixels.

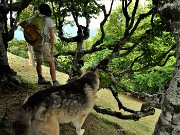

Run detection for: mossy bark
[[153, 0, 180, 134]]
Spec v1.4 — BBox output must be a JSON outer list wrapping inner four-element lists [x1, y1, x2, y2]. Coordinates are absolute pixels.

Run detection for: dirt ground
[[0, 83, 136, 135]]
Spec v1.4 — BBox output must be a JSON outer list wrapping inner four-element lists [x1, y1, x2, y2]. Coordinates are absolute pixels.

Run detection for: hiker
[[23, 4, 60, 86]]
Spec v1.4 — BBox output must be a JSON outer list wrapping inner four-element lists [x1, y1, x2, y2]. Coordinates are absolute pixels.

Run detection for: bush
[[8, 38, 28, 58]]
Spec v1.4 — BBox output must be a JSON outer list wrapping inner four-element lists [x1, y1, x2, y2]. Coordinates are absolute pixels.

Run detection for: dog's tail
[[12, 107, 30, 135]]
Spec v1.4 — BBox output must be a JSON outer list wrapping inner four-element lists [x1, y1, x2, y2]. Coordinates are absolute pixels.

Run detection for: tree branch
[[118, 44, 175, 75], [113, 8, 154, 52], [122, 0, 131, 28], [110, 86, 137, 113], [0, 0, 32, 12], [92, 0, 114, 50], [94, 104, 154, 121], [105, 67, 164, 111], [94, 93, 155, 121], [124, 0, 139, 36]]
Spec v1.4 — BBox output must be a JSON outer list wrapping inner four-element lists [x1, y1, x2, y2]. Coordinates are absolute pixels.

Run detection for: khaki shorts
[[33, 42, 53, 62]]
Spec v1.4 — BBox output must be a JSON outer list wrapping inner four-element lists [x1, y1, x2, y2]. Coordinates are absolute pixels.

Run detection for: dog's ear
[[86, 64, 99, 72], [81, 71, 100, 91]]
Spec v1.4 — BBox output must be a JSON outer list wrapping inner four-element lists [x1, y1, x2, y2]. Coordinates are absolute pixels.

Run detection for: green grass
[[8, 52, 161, 135]]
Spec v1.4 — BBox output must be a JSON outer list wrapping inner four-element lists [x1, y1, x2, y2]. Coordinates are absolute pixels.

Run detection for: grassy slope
[[8, 52, 161, 135]]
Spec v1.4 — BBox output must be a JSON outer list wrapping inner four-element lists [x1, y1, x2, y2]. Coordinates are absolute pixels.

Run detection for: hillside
[[0, 53, 161, 135]]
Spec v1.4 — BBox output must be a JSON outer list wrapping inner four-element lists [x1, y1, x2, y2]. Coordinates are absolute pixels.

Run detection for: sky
[[14, 0, 146, 40]]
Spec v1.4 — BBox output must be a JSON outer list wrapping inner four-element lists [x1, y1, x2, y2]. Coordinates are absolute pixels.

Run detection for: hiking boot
[[38, 76, 51, 85], [53, 80, 60, 86]]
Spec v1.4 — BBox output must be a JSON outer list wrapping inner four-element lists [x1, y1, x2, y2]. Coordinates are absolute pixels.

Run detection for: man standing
[[25, 4, 60, 86]]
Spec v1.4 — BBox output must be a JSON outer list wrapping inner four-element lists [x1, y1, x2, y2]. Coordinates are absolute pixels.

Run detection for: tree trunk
[[153, 1, 180, 134], [0, 21, 9, 77], [69, 41, 84, 80], [0, 20, 21, 91]]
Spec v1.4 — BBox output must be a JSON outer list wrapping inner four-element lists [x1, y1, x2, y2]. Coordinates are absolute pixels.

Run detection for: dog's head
[[81, 71, 100, 91]]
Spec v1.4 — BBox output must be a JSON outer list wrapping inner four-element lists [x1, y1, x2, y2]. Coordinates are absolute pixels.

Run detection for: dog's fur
[[13, 71, 99, 135]]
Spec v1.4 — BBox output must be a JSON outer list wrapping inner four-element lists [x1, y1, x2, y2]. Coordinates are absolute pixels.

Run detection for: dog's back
[[13, 71, 99, 135], [54, 72, 99, 123]]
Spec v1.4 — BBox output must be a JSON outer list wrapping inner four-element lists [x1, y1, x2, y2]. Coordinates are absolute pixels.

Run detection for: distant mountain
[[14, 27, 24, 40], [14, 25, 97, 40]]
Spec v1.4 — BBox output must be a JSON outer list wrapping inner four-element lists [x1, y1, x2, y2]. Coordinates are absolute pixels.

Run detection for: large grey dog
[[13, 71, 99, 135]]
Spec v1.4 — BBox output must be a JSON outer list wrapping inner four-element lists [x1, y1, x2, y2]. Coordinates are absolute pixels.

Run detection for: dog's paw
[[76, 128, 85, 135], [78, 129, 85, 135]]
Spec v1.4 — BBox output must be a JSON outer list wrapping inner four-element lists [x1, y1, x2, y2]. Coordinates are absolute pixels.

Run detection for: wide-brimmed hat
[[19, 21, 43, 46]]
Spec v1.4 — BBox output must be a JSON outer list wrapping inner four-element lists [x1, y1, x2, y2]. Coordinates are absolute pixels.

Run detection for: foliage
[[8, 38, 28, 59], [54, 40, 78, 73], [56, 55, 73, 74], [82, 49, 112, 71], [131, 60, 175, 94], [19, 5, 36, 22], [89, 3, 176, 94], [98, 70, 113, 88]]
